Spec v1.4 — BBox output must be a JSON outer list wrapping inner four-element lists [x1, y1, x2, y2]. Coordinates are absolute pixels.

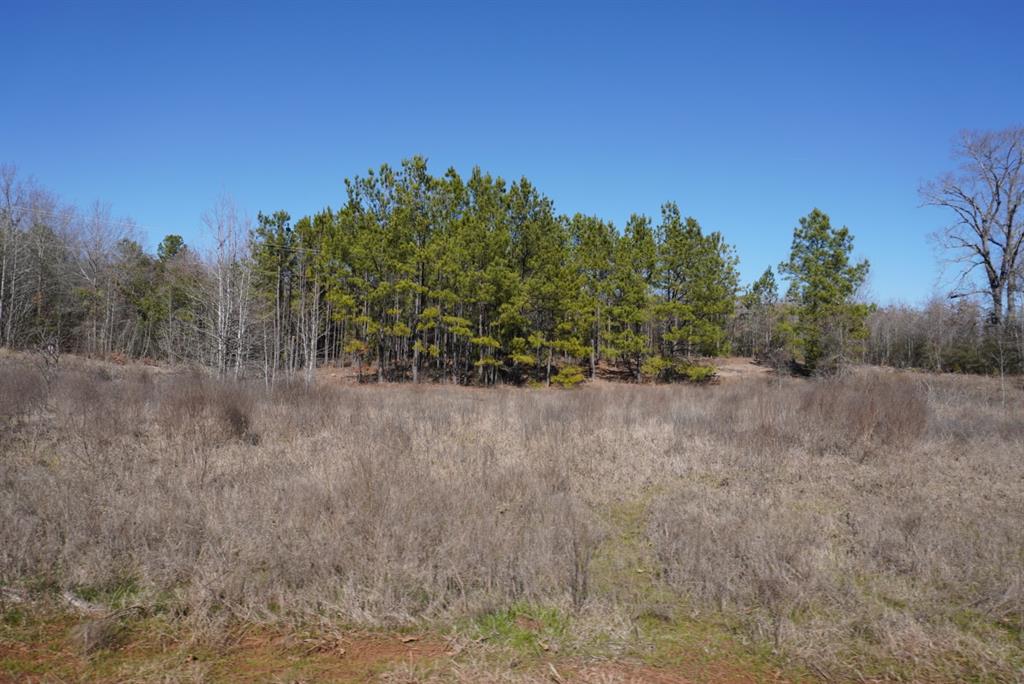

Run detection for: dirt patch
[[712, 357, 773, 382], [0, 613, 450, 684], [203, 630, 450, 683], [1, 609, 811, 683], [317, 357, 775, 387]]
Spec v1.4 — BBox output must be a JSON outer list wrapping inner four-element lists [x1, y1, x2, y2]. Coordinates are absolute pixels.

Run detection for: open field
[[2, 353, 1023, 682]]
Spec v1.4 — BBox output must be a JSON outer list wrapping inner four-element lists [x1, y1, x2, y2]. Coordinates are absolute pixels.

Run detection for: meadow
[[1, 353, 1023, 682]]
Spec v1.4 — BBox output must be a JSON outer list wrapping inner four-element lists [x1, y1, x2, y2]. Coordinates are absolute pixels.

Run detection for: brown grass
[[1, 355, 1022, 681]]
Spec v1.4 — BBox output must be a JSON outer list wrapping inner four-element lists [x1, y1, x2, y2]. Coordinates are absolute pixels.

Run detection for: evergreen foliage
[[239, 157, 742, 384], [778, 209, 871, 372]]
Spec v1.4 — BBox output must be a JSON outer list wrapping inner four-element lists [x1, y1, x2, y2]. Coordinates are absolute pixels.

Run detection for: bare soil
[[0, 612, 803, 683]]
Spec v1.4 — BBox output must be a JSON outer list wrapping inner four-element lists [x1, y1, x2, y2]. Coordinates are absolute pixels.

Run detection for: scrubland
[[1, 353, 1023, 682]]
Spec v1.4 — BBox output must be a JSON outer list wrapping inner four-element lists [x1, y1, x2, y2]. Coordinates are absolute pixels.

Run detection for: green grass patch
[[589, 495, 676, 611], [72, 573, 140, 609], [470, 603, 569, 655], [2, 606, 26, 627], [637, 611, 795, 675]]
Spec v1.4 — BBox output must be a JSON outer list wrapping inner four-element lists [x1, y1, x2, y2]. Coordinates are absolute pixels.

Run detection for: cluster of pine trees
[[248, 157, 743, 386], [8, 156, 1020, 383]]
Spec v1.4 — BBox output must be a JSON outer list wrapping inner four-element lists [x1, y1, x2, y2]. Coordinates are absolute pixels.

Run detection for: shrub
[[214, 383, 257, 442], [550, 365, 585, 388], [679, 363, 716, 383], [0, 363, 45, 422], [800, 372, 928, 457], [640, 355, 674, 381], [641, 357, 716, 383]]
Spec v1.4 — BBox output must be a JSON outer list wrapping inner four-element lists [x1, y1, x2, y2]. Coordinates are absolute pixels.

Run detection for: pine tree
[[653, 202, 738, 379], [608, 214, 657, 380], [569, 214, 616, 378], [251, 210, 296, 382], [779, 209, 870, 373]]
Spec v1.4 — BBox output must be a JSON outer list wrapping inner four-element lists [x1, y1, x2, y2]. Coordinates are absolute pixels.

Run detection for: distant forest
[[1, 128, 1022, 383]]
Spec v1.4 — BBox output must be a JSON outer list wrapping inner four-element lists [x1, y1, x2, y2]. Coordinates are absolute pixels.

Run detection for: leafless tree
[[0, 164, 29, 347], [921, 127, 1024, 324], [73, 202, 140, 356], [202, 195, 253, 378], [1, 166, 80, 351]]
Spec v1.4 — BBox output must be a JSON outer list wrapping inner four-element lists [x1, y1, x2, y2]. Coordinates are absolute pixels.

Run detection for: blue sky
[[3, 1, 1023, 303]]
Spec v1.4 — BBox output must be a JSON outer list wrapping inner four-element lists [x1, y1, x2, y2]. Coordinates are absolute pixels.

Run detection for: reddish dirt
[[0, 617, 452, 683], [513, 616, 544, 632], [0, 610, 812, 683], [208, 630, 451, 682]]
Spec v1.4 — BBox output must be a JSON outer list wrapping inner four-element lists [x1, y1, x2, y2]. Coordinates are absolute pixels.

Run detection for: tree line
[[2, 127, 1022, 384]]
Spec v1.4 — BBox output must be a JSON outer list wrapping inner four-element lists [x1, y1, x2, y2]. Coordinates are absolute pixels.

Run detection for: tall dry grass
[[1, 355, 1022, 679]]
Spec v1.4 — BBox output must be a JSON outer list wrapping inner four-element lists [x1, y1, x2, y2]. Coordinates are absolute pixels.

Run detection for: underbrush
[[1, 355, 1022, 681]]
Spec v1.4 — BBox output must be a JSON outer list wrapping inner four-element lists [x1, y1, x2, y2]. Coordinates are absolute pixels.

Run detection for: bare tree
[[0, 166, 80, 351], [202, 195, 253, 378], [74, 202, 141, 356], [0, 164, 29, 348], [921, 127, 1024, 324]]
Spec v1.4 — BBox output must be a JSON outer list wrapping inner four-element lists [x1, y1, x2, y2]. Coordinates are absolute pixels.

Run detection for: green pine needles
[[246, 158, 867, 384]]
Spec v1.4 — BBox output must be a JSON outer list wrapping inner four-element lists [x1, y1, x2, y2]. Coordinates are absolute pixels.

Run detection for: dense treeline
[[2, 158, 745, 385], [865, 299, 1024, 374], [2, 144, 1023, 383], [247, 158, 744, 386]]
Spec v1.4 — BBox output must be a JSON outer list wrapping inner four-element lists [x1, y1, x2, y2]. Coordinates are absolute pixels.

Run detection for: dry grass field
[[1, 353, 1023, 682]]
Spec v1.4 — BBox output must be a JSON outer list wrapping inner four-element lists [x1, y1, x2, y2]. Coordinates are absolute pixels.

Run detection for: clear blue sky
[[3, 1, 1023, 303]]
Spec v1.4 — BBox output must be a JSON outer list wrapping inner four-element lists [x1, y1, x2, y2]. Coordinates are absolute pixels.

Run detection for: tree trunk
[[590, 339, 596, 379]]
